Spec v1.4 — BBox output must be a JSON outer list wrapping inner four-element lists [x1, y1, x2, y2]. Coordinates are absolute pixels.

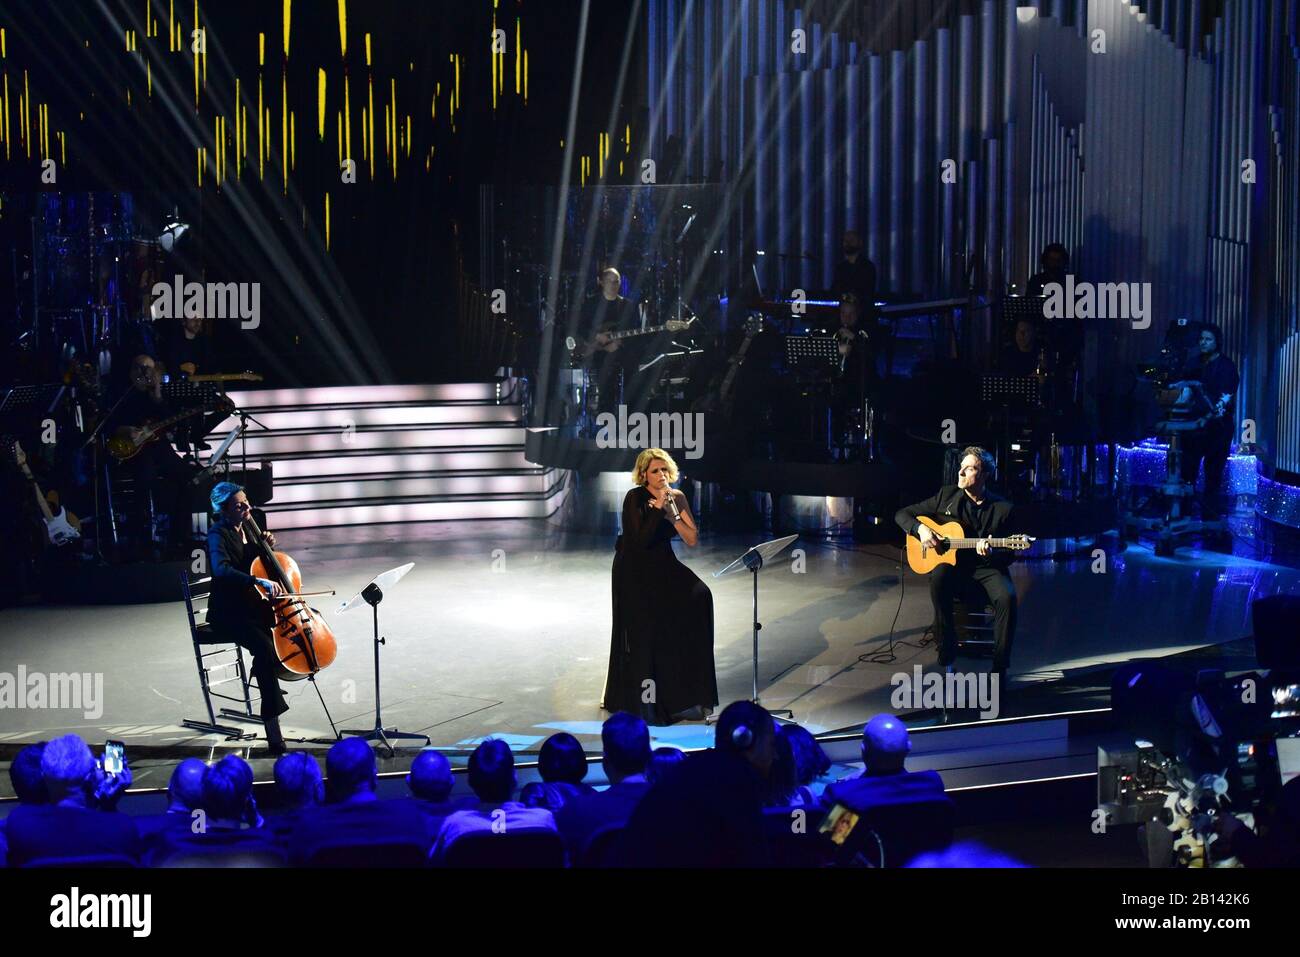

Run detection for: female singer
[[602, 448, 718, 724], [206, 482, 290, 754]]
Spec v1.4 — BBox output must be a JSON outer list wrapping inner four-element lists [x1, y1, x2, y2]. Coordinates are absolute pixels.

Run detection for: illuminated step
[[207, 403, 519, 433], [264, 448, 537, 478], [270, 470, 557, 505], [226, 383, 505, 407], [212, 424, 525, 456], [262, 493, 566, 529]]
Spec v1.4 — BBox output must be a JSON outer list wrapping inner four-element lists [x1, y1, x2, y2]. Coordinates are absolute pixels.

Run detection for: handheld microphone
[[664, 493, 682, 522]]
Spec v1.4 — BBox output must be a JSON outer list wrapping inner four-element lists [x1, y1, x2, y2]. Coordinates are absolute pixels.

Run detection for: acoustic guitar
[[905, 516, 1034, 575]]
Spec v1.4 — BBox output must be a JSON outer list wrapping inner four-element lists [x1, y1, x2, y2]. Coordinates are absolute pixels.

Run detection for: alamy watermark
[[595, 405, 704, 460], [890, 666, 1000, 719], [1042, 274, 1151, 329], [151, 273, 261, 329], [0, 666, 104, 720]]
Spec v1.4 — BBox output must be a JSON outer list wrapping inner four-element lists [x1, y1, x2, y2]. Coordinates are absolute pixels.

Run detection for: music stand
[[980, 374, 1041, 407], [715, 534, 799, 722], [783, 335, 839, 372], [337, 562, 432, 756]]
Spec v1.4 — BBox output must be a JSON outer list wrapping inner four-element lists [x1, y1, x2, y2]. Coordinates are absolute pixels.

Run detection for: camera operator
[[1214, 775, 1300, 867]]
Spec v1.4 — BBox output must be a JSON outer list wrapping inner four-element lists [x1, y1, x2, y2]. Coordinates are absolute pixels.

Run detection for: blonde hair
[[632, 448, 679, 486]]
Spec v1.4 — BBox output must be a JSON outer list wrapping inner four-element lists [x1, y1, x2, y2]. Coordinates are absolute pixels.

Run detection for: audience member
[[783, 725, 832, 797], [431, 739, 557, 860], [2, 742, 49, 866], [9, 742, 49, 804], [907, 840, 1027, 868], [4, 735, 139, 866], [761, 722, 804, 807], [520, 732, 596, 813], [820, 714, 946, 811], [148, 755, 284, 867], [135, 757, 208, 845], [620, 701, 775, 867], [265, 753, 325, 842], [554, 712, 653, 857], [646, 746, 686, 785], [285, 738, 428, 866], [399, 750, 473, 842]]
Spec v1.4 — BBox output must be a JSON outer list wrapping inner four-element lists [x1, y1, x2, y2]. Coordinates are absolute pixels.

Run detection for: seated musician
[[206, 482, 290, 755], [1177, 324, 1240, 522], [107, 355, 205, 553], [1000, 318, 1043, 378], [895, 447, 1019, 685]]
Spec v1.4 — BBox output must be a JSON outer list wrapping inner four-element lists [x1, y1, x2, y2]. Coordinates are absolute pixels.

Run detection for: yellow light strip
[[317, 68, 326, 139]]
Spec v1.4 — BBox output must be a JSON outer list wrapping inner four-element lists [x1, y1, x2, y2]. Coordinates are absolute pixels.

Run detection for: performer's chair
[[180, 571, 261, 740], [952, 595, 996, 656]]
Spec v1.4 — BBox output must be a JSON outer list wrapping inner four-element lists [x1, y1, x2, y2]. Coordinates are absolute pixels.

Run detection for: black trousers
[[1179, 424, 1232, 519], [208, 618, 288, 745], [929, 563, 1017, 674]]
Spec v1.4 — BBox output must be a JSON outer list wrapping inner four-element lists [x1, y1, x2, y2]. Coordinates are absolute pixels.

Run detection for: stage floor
[[2, 517, 1297, 761]]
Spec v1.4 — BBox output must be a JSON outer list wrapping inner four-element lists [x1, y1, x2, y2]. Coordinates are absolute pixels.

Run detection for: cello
[[245, 514, 339, 679]]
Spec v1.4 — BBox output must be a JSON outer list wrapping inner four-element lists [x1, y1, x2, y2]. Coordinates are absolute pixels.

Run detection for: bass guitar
[[565, 318, 695, 358], [906, 516, 1034, 575]]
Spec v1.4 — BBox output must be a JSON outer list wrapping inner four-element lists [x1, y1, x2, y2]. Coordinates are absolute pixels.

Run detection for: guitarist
[[581, 267, 650, 413], [107, 355, 218, 554], [895, 446, 1019, 684]]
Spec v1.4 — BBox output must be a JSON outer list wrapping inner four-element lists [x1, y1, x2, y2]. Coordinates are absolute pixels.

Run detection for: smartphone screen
[[103, 740, 125, 775], [818, 803, 861, 846]]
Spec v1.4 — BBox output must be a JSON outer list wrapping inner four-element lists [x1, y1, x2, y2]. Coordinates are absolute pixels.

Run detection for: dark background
[[0, 0, 645, 385]]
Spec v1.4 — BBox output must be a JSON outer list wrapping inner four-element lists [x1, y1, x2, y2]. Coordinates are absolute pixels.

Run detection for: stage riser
[[270, 472, 558, 505], [217, 426, 524, 456], [226, 383, 503, 406], [262, 497, 562, 528], [198, 384, 556, 528], [209, 405, 518, 431], [266, 450, 537, 477]]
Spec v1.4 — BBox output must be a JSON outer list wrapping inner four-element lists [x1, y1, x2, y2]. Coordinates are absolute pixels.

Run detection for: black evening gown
[[602, 486, 718, 724]]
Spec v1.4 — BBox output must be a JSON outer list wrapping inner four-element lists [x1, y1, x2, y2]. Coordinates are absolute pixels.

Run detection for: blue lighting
[[1114, 440, 1258, 495], [1257, 468, 1300, 529]]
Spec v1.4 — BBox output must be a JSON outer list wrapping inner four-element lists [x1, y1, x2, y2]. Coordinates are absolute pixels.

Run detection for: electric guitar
[[107, 396, 235, 462], [905, 516, 1034, 575], [566, 318, 695, 358], [11, 441, 81, 547]]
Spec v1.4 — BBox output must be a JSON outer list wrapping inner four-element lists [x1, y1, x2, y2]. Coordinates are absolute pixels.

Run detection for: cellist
[[207, 481, 290, 754]]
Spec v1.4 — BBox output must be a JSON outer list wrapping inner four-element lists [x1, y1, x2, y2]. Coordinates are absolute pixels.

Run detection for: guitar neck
[[943, 538, 1021, 548], [148, 405, 213, 434], [607, 322, 679, 341], [18, 464, 55, 521]]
